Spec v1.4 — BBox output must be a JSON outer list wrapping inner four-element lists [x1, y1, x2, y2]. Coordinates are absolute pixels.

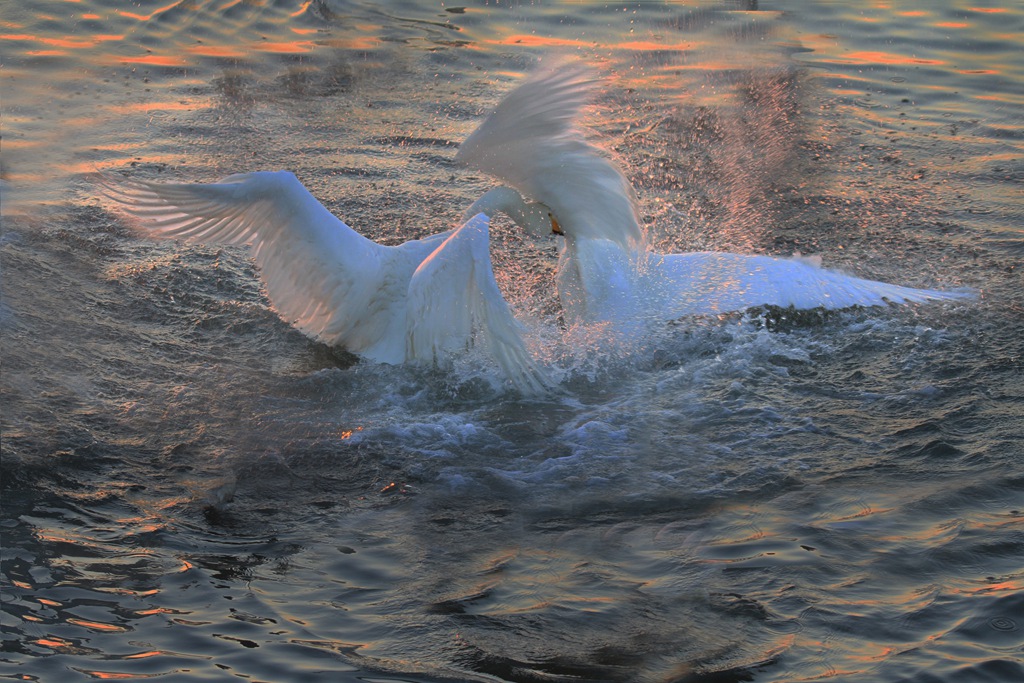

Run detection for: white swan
[[100, 172, 555, 392], [455, 63, 974, 328]]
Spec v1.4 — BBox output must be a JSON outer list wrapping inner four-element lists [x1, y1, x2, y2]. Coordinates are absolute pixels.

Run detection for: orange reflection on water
[[289, 0, 314, 18], [954, 578, 1023, 595], [261, 40, 315, 53], [323, 35, 382, 50], [118, 54, 191, 67], [135, 608, 173, 616], [611, 40, 694, 52], [116, 1, 180, 22], [820, 72, 873, 85], [486, 34, 694, 54], [36, 531, 80, 546], [67, 618, 130, 633], [492, 34, 594, 49], [974, 93, 1022, 103], [50, 35, 123, 48], [108, 100, 195, 115], [339, 426, 363, 440], [77, 672, 137, 680], [841, 51, 945, 66], [35, 637, 75, 650], [1, 32, 120, 55], [187, 44, 246, 58]]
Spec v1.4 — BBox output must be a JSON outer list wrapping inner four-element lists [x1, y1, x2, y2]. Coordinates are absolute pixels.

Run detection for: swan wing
[[656, 252, 975, 317], [406, 213, 552, 393], [455, 62, 643, 250], [99, 171, 406, 361]]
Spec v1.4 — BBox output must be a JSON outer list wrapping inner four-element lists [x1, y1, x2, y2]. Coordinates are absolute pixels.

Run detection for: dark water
[[2, 1, 1023, 681]]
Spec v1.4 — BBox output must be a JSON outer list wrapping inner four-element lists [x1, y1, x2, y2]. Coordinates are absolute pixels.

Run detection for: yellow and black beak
[[549, 213, 564, 236]]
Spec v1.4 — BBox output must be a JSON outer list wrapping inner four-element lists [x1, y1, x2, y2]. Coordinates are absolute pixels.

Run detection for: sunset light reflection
[[2, 1, 1020, 681]]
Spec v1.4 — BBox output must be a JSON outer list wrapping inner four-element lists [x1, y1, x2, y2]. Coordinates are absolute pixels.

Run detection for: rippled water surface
[[3, 1, 1023, 681]]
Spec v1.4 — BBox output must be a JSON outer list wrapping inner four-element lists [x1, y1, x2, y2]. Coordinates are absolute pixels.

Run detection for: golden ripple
[[72, 670, 152, 680], [117, 54, 191, 67], [490, 34, 594, 48], [116, 1, 183, 22], [35, 637, 76, 650], [836, 51, 946, 66], [289, 0, 315, 18], [186, 43, 246, 58], [260, 39, 316, 53], [67, 617, 131, 633]]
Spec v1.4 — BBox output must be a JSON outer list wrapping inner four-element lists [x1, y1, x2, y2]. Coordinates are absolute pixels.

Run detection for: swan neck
[[463, 186, 528, 222]]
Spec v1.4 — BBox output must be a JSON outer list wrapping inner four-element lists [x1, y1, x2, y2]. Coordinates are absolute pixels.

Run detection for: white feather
[[458, 63, 974, 327], [407, 214, 550, 393], [99, 171, 551, 391], [456, 62, 644, 252], [651, 251, 973, 317]]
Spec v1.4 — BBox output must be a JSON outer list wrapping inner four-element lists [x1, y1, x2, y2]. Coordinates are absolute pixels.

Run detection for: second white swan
[[455, 62, 974, 329]]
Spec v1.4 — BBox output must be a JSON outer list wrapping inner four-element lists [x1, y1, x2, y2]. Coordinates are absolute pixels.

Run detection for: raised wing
[[98, 171, 408, 362], [456, 62, 644, 251], [655, 252, 975, 318], [406, 213, 552, 393]]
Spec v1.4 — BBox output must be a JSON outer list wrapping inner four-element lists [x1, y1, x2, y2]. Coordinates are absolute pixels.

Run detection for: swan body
[[561, 241, 970, 324], [101, 172, 553, 392], [456, 63, 974, 328]]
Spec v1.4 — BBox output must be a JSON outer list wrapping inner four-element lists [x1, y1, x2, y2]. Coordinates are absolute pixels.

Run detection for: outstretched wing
[[656, 252, 975, 317], [98, 171, 406, 361], [455, 62, 644, 251], [406, 213, 552, 393]]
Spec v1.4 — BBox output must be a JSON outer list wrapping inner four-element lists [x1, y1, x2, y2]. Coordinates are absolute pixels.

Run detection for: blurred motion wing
[[99, 171, 400, 360], [456, 62, 644, 250], [406, 213, 552, 393]]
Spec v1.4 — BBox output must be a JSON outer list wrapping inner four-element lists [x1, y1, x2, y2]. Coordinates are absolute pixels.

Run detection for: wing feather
[[656, 252, 974, 317], [456, 61, 644, 251], [406, 214, 552, 393], [99, 171, 412, 361]]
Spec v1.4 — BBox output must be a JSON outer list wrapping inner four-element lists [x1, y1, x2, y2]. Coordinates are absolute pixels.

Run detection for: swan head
[[465, 186, 562, 238], [515, 199, 563, 239]]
